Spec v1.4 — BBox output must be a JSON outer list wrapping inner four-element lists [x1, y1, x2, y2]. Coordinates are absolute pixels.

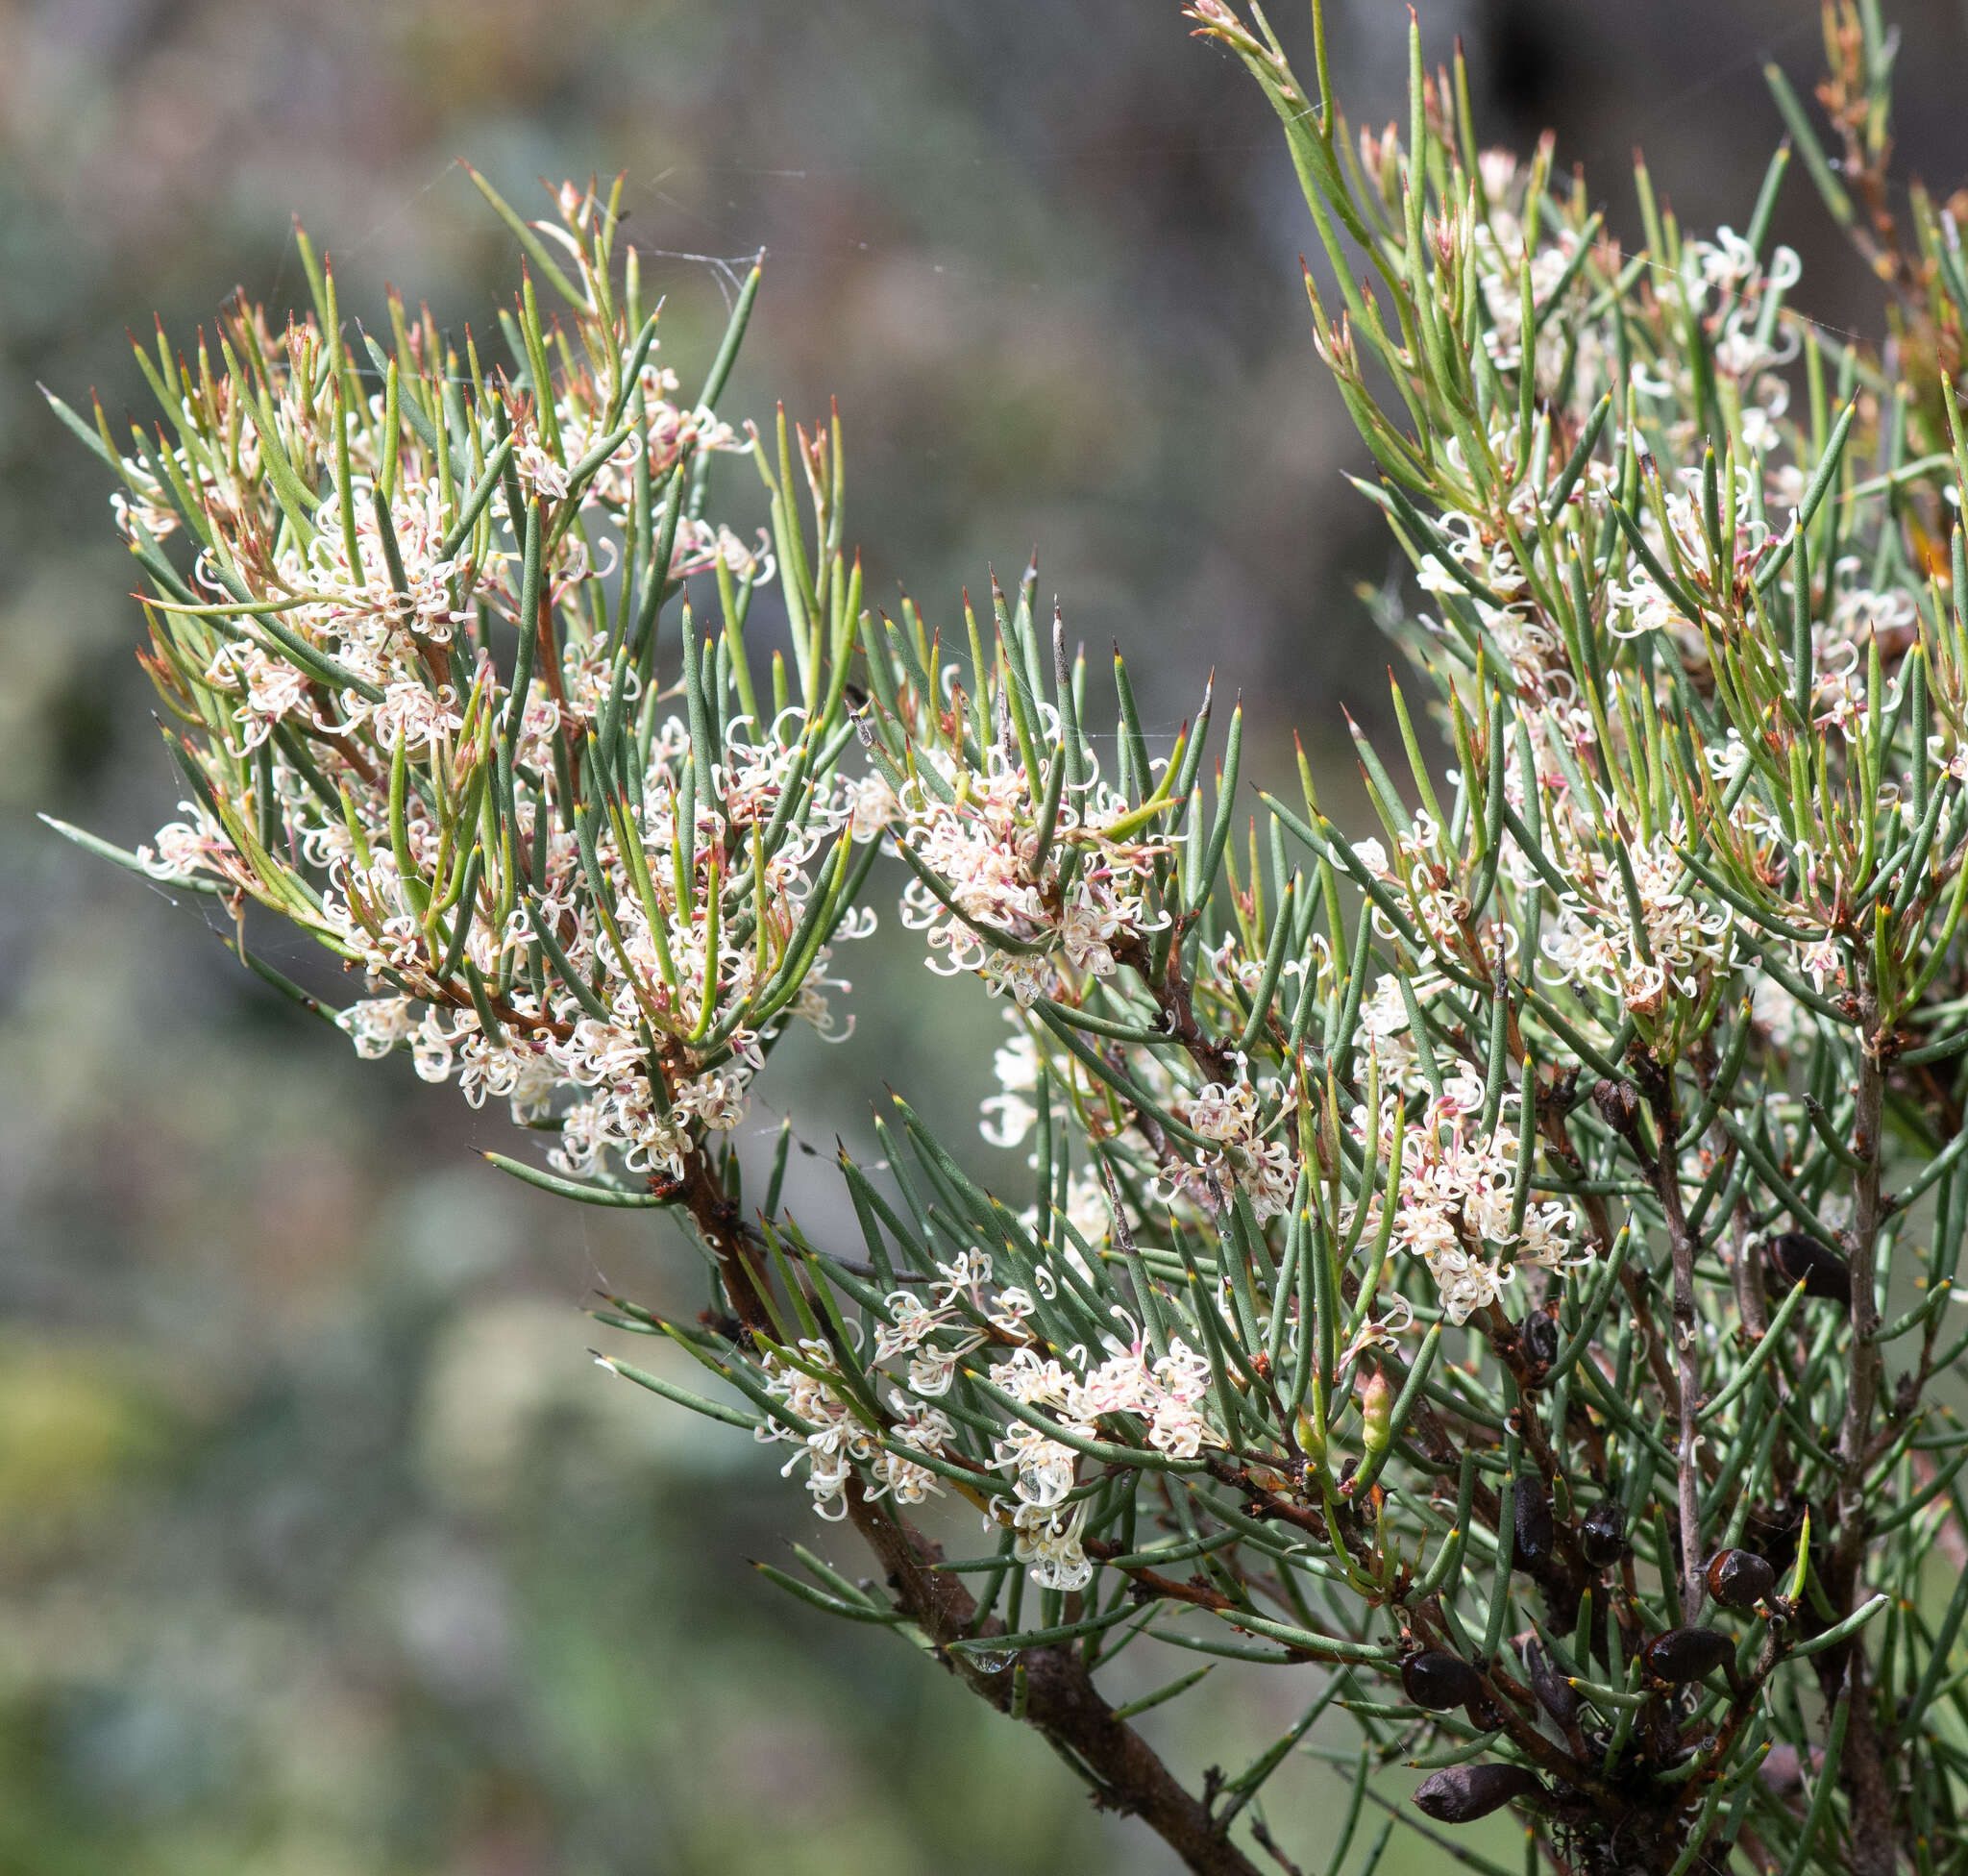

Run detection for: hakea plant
[[47, 1, 1968, 1871]]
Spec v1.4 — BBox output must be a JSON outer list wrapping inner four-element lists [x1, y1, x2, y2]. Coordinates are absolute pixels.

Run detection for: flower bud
[[1401, 1649, 1487, 1712], [1705, 1548, 1777, 1611], [1359, 1365, 1393, 1459], [1414, 1762, 1543, 1823], [1643, 1626, 1734, 1685], [1358, 123, 1395, 197], [1292, 1405, 1325, 1467]]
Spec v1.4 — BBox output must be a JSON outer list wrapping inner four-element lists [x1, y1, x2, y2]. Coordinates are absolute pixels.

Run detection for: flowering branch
[[55, 4, 1968, 1871]]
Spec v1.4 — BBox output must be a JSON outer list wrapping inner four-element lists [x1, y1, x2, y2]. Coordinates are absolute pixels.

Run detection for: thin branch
[[1826, 956, 1894, 1876], [846, 1481, 1266, 1876], [1610, 1068, 1706, 1617]]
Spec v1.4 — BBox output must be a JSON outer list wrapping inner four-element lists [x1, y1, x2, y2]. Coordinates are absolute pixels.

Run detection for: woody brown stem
[[1633, 1070, 1707, 1620], [846, 1481, 1264, 1876], [678, 1146, 775, 1335], [677, 1152, 1264, 1875], [1542, 1097, 1683, 1419], [1826, 960, 1895, 1876], [1117, 926, 1239, 1086]]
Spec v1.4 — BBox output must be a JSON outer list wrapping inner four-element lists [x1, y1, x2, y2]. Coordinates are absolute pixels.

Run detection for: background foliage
[[8, 2, 1968, 1871]]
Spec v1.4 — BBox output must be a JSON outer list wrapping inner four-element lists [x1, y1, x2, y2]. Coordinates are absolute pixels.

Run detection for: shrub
[[49, 4, 1968, 1871]]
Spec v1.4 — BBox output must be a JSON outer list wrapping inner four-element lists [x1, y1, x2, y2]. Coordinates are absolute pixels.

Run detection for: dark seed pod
[[1764, 1231, 1852, 1305], [1591, 1078, 1642, 1135], [1401, 1650, 1487, 1712], [1513, 1472, 1553, 1567], [1414, 1762, 1544, 1824], [1519, 1308, 1559, 1372], [1579, 1500, 1627, 1567], [1706, 1547, 1777, 1611], [1644, 1626, 1734, 1685], [1520, 1639, 1579, 1728]]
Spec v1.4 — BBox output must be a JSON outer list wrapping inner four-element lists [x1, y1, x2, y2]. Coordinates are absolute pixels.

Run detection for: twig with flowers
[[52, 2, 1968, 1871]]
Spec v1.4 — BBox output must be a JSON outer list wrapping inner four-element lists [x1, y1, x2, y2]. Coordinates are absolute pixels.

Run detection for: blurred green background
[[5, 2, 1968, 1871]]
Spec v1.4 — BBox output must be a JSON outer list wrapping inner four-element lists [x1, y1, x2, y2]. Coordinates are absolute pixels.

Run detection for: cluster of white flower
[[1416, 508, 1529, 608], [121, 223, 888, 1197], [1613, 232, 1802, 462], [1356, 809, 1496, 966], [895, 740, 1166, 1007], [1684, 229, 1804, 420], [1473, 216, 1592, 397], [1815, 557, 1921, 744], [1412, 460, 1618, 699], [875, 1395, 959, 1506], [870, 1281, 988, 1399], [756, 1341, 956, 1520], [1540, 831, 1731, 1014], [1159, 1073, 1295, 1222], [1350, 1059, 1583, 1324], [983, 1336, 1220, 1589], [136, 798, 235, 885], [757, 1341, 879, 1520], [300, 707, 876, 1181], [758, 1230, 1230, 1591], [563, 353, 747, 509], [1351, 976, 1586, 1322], [1608, 461, 1774, 653], [1358, 973, 1423, 1089]]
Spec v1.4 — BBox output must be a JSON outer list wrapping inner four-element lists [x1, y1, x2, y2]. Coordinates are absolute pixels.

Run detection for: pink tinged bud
[[1358, 1365, 1393, 1457], [1292, 1406, 1325, 1466]]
